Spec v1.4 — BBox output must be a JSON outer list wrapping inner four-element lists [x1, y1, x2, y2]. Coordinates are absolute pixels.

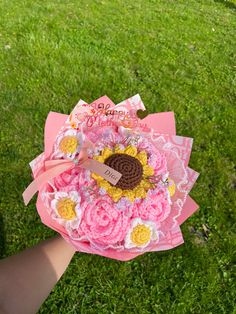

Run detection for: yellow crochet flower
[[124, 218, 159, 249], [91, 145, 155, 202], [59, 136, 78, 154], [56, 198, 77, 220], [51, 191, 81, 221], [130, 224, 152, 246], [167, 178, 176, 197], [55, 129, 84, 159]]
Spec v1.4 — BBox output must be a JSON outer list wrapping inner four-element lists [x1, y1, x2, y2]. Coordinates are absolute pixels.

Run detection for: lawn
[[0, 0, 235, 313]]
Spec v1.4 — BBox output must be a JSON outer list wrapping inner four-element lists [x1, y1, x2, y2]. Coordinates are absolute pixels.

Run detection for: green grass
[[0, 0, 236, 313]]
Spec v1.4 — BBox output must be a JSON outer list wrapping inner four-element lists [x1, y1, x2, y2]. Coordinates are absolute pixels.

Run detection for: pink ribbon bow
[[22, 145, 90, 206], [22, 139, 122, 206]]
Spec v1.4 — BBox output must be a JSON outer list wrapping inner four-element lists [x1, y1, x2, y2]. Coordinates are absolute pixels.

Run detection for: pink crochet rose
[[53, 168, 80, 192], [78, 196, 131, 247], [53, 167, 92, 194], [132, 188, 171, 224]]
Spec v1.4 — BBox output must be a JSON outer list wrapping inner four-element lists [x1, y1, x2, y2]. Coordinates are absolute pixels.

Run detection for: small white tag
[[81, 159, 122, 185]]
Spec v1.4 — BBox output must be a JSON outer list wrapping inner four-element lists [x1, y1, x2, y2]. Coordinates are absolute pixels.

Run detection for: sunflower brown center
[[104, 153, 143, 190]]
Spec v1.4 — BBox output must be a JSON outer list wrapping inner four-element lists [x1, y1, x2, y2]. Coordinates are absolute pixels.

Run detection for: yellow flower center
[[131, 224, 151, 246], [167, 178, 176, 197], [56, 198, 76, 220], [59, 136, 78, 154]]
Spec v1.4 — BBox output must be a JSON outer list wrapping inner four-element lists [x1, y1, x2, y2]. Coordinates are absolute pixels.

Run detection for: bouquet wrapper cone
[[30, 108, 198, 261]]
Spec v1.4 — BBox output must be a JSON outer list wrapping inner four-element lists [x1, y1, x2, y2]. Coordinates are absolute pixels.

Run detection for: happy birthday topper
[[68, 95, 150, 131]]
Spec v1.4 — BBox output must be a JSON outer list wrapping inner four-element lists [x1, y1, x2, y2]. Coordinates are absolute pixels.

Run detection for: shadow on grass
[[0, 214, 5, 258], [214, 0, 236, 10]]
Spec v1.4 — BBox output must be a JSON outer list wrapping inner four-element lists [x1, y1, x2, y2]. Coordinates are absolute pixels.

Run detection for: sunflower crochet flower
[[91, 144, 157, 202]]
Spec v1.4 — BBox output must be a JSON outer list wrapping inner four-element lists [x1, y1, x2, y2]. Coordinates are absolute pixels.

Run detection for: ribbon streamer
[[23, 134, 94, 205], [22, 158, 83, 206], [22, 141, 122, 205]]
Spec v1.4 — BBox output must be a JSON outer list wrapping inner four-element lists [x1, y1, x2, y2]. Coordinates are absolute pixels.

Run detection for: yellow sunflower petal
[[139, 179, 153, 190], [98, 180, 111, 190], [109, 187, 123, 202], [93, 155, 105, 163], [91, 172, 103, 181], [143, 165, 154, 176], [124, 145, 137, 157], [134, 187, 147, 199], [123, 190, 136, 202], [102, 147, 113, 160], [114, 144, 125, 154], [136, 151, 148, 166]]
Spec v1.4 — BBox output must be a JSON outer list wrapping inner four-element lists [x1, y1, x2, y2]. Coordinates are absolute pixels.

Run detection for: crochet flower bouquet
[[23, 95, 199, 261]]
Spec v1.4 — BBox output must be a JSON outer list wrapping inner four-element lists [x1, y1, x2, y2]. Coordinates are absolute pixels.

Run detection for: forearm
[[0, 235, 76, 314]]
